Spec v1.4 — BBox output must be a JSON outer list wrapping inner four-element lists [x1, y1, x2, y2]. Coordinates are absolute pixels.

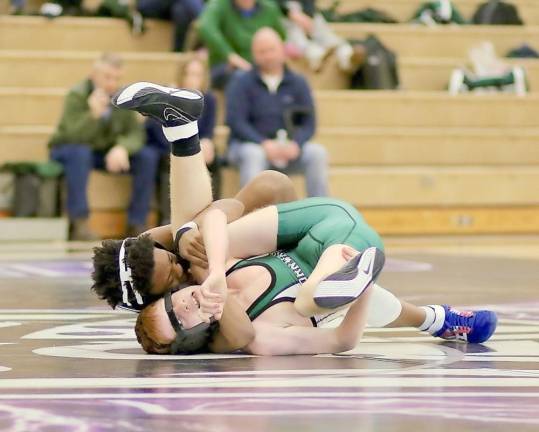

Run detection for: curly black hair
[[91, 234, 155, 309]]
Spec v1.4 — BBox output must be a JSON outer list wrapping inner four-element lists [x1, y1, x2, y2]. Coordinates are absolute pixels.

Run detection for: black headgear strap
[[164, 290, 219, 354], [173, 223, 198, 273]]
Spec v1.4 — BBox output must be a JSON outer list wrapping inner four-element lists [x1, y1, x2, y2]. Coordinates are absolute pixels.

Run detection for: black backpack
[[506, 44, 539, 59], [472, 0, 523, 25], [350, 35, 399, 90], [321, 7, 398, 24]]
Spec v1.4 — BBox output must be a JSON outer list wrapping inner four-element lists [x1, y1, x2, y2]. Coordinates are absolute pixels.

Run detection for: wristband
[[173, 221, 199, 255]]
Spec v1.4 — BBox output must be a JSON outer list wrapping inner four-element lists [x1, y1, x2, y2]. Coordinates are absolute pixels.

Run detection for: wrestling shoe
[[112, 82, 204, 128], [313, 247, 385, 310], [434, 305, 498, 344]]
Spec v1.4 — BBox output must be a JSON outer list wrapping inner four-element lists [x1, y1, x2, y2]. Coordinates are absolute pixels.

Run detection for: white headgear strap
[[119, 238, 144, 307]]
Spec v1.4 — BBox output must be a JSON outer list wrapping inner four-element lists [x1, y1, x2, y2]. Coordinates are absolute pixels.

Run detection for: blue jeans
[[50, 144, 160, 226], [228, 141, 329, 197], [210, 64, 247, 90], [137, 0, 203, 51]]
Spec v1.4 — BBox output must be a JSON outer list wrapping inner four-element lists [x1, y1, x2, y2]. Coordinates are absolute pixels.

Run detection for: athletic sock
[[163, 121, 201, 157], [419, 304, 446, 334]]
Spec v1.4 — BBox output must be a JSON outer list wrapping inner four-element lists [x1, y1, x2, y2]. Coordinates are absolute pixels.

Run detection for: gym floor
[[0, 236, 538, 432]]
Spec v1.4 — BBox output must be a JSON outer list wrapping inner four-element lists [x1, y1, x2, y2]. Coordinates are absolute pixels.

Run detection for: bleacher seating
[[318, 0, 539, 25], [1, 2, 538, 237]]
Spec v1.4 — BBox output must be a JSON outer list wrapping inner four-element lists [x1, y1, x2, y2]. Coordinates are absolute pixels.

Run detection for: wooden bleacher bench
[[0, 16, 172, 52], [318, 0, 539, 26], [4, 124, 539, 168], [0, 49, 350, 90], [1, 13, 539, 236], [399, 57, 539, 92], [3, 50, 539, 92], [2, 16, 539, 60], [331, 23, 539, 58], [0, 50, 192, 89], [6, 0, 539, 25], [3, 89, 539, 128]]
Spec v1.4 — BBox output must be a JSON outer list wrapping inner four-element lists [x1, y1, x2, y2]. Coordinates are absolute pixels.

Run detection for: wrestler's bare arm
[[199, 209, 255, 352], [142, 198, 245, 250], [209, 295, 255, 353], [142, 170, 296, 252], [244, 286, 374, 356]]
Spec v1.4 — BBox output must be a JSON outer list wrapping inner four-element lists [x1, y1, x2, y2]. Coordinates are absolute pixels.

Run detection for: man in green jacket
[[49, 53, 160, 240], [198, 0, 286, 88]]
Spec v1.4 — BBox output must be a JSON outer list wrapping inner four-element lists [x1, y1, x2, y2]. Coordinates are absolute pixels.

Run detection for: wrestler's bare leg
[[234, 171, 297, 214], [170, 153, 212, 232], [111, 81, 213, 234]]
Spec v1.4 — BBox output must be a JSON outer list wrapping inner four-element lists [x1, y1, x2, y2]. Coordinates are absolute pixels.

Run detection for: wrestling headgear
[[164, 289, 219, 354]]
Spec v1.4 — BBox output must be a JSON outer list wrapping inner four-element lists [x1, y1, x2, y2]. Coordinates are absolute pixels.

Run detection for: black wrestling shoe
[[313, 247, 385, 310], [112, 82, 204, 128]]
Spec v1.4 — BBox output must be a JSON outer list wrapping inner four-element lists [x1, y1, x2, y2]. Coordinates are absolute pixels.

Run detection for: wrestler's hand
[[178, 229, 208, 268], [197, 272, 227, 321], [341, 246, 360, 262], [194, 286, 225, 322], [201, 270, 227, 297]]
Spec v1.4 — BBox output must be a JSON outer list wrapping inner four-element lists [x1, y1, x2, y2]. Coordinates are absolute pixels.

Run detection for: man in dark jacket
[[49, 53, 160, 240], [226, 27, 328, 197]]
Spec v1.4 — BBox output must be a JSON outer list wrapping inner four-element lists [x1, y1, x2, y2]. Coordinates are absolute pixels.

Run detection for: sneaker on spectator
[[335, 43, 366, 73], [449, 69, 466, 95], [305, 43, 333, 72]]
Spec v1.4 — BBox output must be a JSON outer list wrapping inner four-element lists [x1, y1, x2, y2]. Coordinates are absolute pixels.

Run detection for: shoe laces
[[448, 308, 474, 333]]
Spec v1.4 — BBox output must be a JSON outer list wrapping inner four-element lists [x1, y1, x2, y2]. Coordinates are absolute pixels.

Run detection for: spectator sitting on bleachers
[[226, 27, 328, 197], [198, 0, 286, 89], [49, 53, 160, 241], [145, 56, 221, 225], [276, 0, 365, 72], [136, 0, 204, 51]]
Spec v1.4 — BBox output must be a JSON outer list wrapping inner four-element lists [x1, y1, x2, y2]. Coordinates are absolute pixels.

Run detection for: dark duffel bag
[[349, 35, 399, 90], [472, 0, 523, 25], [2, 161, 63, 218]]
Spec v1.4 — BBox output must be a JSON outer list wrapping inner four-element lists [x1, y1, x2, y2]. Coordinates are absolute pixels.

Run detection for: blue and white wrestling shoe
[[112, 82, 204, 127], [434, 305, 498, 344], [314, 247, 385, 310]]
